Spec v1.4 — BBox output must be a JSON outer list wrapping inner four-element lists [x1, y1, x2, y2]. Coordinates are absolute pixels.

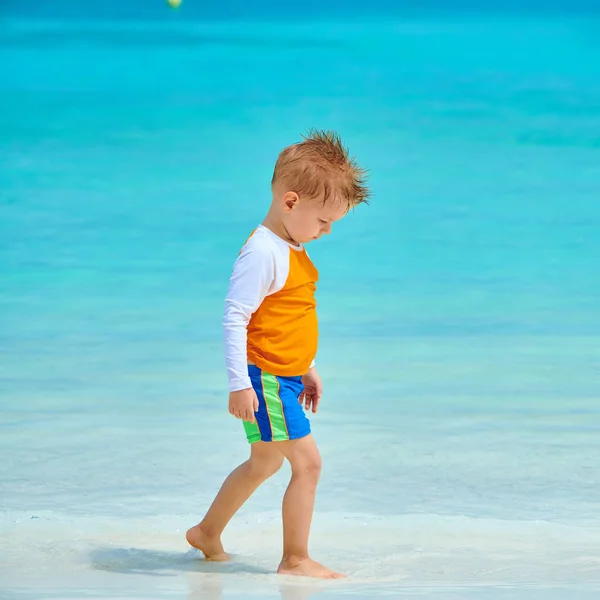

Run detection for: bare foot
[[277, 556, 345, 579], [185, 524, 228, 561]]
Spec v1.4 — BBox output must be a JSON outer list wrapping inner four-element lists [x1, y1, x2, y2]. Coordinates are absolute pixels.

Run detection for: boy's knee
[[292, 453, 322, 482], [248, 453, 284, 479]]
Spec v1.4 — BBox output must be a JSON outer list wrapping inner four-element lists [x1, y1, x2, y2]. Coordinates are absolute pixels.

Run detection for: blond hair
[[271, 129, 370, 208]]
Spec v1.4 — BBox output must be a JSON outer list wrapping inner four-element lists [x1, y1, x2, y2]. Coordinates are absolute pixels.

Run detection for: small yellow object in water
[[167, 0, 182, 8]]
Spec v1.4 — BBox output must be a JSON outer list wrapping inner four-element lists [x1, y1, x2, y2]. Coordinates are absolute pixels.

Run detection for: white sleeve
[[223, 242, 276, 392]]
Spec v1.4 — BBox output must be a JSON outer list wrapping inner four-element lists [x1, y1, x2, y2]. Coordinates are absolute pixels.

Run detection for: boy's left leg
[[186, 440, 284, 560]]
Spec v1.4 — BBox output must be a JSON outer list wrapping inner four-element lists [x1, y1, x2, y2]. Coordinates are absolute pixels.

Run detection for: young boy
[[186, 130, 370, 579]]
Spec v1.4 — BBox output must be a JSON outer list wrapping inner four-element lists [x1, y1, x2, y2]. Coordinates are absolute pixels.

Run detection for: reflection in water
[[186, 574, 325, 600], [91, 546, 325, 599]]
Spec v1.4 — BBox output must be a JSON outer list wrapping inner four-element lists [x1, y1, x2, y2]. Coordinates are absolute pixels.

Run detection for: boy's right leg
[[186, 440, 284, 560], [276, 434, 344, 579]]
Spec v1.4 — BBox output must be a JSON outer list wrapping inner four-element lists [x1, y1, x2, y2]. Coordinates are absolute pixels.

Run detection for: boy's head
[[270, 130, 370, 245]]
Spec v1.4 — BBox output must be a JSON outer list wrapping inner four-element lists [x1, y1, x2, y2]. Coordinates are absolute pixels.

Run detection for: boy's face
[[282, 192, 348, 245]]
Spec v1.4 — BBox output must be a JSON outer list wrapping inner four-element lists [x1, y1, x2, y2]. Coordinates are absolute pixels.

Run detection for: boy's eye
[[318, 219, 328, 224]]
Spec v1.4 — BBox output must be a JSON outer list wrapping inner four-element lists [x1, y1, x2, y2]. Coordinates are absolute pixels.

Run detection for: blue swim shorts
[[243, 365, 311, 444]]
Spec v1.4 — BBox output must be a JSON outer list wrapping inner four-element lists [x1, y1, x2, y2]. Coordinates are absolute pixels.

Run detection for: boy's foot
[[186, 524, 228, 561], [277, 557, 345, 579]]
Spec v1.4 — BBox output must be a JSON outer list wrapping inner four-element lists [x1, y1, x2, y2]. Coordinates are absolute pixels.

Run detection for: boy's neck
[[262, 211, 299, 247]]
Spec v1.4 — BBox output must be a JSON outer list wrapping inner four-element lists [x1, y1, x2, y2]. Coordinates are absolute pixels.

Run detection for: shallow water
[[1, 12, 600, 599]]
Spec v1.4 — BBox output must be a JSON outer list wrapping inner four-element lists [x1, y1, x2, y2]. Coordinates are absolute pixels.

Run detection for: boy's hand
[[229, 388, 259, 423], [300, 367, 322, 414]]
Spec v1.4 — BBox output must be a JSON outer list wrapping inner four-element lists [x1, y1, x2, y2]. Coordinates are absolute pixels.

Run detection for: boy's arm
[[300, 366, 322, 414], [223, 243, 275, 392]]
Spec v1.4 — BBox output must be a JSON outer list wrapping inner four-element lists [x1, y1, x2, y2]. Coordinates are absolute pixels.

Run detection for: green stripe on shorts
[[243, 416, 261, 443], [262, 372, 289, 441]]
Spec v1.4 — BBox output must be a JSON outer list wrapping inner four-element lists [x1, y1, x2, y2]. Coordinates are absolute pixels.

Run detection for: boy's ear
[[282, 191, 299, 212]]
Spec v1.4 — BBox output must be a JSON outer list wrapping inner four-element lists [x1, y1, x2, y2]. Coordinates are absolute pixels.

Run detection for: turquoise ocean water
[[1, 8, 600, 599]]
